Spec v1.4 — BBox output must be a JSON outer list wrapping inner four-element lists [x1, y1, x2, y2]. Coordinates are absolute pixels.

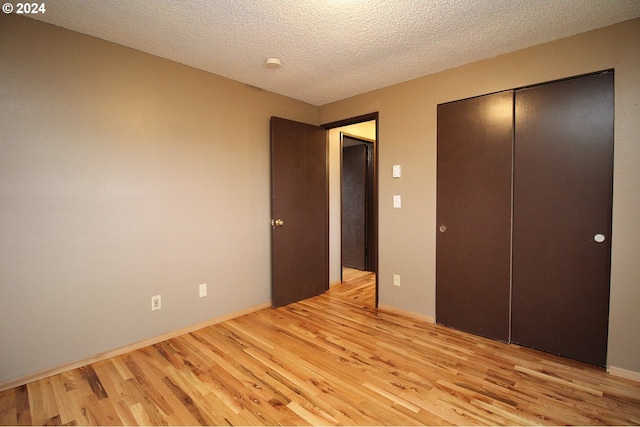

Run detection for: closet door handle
[[439, 225, 447, 233], [594, 233, 605, 243]]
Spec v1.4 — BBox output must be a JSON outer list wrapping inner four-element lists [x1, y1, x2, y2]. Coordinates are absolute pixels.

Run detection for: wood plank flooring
[[2, 268, 640, 425]]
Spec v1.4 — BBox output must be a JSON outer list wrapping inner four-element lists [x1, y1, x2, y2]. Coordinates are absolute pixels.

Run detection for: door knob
[[594, 233, 605, 243], [271, 218, 284, 228], [439, 225, 447, 232]]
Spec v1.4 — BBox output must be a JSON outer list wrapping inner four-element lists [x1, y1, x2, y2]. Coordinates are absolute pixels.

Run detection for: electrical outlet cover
[[151, 295, 161, 311]]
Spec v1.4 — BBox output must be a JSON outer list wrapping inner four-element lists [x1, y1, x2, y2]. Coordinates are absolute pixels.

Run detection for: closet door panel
[[511, 73, 613, 366], [436, 92, 513, 342]]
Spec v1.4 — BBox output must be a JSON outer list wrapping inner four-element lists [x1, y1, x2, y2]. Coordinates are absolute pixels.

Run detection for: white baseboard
[[0, 302, 271, 393], [377, 303, 435, 324], [608, 365, 640, 382]]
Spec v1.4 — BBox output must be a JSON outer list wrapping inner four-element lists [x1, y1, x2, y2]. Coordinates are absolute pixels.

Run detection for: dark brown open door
[[436, 91, 514, 342], [271, 117, 328, 307], [511, 72, 614, 366], [342, 140, 373, 271]]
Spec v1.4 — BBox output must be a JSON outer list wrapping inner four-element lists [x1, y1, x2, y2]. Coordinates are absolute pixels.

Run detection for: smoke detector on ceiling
[[265, 57, 282, 69]]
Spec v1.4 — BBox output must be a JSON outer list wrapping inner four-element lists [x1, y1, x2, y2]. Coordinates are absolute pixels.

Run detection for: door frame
[[323, 112, 379, 306]]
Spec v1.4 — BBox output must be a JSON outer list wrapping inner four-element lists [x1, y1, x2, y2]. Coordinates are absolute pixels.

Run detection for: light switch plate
[[393, 195, 402, 208], [392, 164, 401, 178]]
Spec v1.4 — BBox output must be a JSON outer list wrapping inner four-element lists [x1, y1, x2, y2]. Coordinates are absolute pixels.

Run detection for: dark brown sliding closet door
[[436, 91, 514, 342], [511, 72, 614, 366]]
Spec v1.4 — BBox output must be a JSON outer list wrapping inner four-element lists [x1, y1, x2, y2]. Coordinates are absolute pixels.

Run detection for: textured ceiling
[[31, 0, 640, 106]]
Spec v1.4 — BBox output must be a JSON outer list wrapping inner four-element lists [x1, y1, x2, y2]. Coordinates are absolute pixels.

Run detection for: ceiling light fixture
[[265, 57, 282, 69]]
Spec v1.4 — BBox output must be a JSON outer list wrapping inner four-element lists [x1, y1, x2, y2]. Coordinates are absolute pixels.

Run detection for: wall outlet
[[151, 295, 161, 311], [199, 283, 207, 298], [393, 274, 401, 287]]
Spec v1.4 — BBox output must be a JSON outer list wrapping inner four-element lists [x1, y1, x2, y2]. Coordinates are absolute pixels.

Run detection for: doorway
[[323, 113, 378, 306], [270, 114, 378, 308]]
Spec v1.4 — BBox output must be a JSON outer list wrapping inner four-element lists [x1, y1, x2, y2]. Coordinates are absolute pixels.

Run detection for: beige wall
[[0, 15, 317, 383], [319, 18, 640, 373]]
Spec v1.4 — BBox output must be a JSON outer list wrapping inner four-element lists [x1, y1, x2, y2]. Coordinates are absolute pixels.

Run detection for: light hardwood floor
[[1, 268, 640, 425]]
